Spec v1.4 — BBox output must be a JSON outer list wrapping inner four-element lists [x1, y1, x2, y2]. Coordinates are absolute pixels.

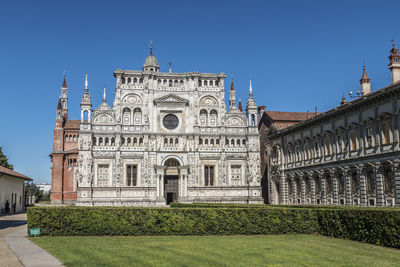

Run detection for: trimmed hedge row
[[27, 206, 400, 248], [27, 207, 319, 236]]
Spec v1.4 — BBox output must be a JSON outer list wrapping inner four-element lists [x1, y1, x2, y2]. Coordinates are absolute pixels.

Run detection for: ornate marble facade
[[69, 48, 262, 206]]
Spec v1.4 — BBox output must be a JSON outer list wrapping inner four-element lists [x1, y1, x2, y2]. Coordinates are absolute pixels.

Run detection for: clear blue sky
[[1, 0, 399, 183]]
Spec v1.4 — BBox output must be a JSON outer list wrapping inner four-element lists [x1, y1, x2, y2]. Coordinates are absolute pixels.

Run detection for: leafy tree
[[0, 146, 13, 170], [25, 182, 40, 203]]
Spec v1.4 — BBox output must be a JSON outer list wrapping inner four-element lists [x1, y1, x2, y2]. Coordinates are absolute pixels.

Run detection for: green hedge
[[27, 206, 400, 248]]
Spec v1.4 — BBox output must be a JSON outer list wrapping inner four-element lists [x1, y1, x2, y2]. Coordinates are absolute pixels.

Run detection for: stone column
[[321, 173, 327, 205], [180, 167, 188, 199], [332, 170, 338, 205], [270, 180, 276, 204], [155, 167, 164, 200], [291, 176, 297, 204], [301, 174, 306, 204], [395, 160, 400, 207], [345, 169, 352, 206], [310, 176, 316, 205], [359, 165, 367, 207], [375, 163, 384, 207], [280, 172, 287, 204]]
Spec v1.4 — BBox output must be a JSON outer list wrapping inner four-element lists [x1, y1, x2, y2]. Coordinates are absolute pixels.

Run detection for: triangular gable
[[153, 94, 189, 105]]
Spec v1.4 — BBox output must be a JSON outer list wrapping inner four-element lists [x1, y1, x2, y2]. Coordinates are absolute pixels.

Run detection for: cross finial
[[392, 40, 396, 48], [168, 62, 172, 73], [148, 40, 153, 55], [63, 70, 66, 78]]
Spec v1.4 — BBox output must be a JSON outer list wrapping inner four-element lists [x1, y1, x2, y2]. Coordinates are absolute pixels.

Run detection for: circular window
[[163, 114, 179, 130]]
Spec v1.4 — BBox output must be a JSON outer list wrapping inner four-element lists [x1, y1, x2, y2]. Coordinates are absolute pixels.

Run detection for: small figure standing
[[5, 200, 10, 214], [13, 202, 16, 214]]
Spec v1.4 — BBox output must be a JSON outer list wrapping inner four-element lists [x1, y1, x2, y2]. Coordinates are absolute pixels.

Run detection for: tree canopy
[[0, 146, 13, 170]]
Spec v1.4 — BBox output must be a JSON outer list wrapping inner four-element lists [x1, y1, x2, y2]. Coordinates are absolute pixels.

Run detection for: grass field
[[31, 234, 400, 267]]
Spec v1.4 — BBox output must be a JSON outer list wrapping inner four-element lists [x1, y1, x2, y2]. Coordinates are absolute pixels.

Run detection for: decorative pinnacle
[[103, 87, 106, 103], [149, 40, 153, 55], [230, 79, 235, 91], [84, 72, 88, 94], [249, 80, 253, 96]]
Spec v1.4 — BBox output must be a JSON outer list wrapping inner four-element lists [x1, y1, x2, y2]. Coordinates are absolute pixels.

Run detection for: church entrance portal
[[164, 158, 180, 205]]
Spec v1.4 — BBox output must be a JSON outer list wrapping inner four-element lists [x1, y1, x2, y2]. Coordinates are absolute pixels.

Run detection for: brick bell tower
[[50, 76, 79, 204]]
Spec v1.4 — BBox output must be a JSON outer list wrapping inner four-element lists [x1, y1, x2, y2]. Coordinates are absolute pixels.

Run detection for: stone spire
[[249, 80, 253, 97], [80, 73, 92, 122], [84, 72, 89, 94], [389, 41, 400, 84], [246, 80, 258, 127], [103, 87, 106, 103], [238, 98, 243, 112], [59, 75, 68, 122], [246, 80, 256, 108], [340, 95, 348, 105], [229, 79, 236, 109], [360, 65, 371, 95], [62, 76, 67, 88]]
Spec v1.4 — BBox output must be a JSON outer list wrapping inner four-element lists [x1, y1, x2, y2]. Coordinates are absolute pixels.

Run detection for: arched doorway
[[164, 158, 180, 204]]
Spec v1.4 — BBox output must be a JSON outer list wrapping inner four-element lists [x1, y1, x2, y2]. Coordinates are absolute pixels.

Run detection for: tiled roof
[[64, 120, 80, 129], [265, 111, 319, 122], [0, 166, 33, 181]]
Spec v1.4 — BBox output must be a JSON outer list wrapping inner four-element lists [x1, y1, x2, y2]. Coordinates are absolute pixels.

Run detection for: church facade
[[51, 48, 263, 206]]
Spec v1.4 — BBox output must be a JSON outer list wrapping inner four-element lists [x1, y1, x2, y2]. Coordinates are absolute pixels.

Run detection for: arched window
[[209, 109, 218, 126], [251, 114, 256, 126], [170, 138, 173, 145], [237, 139, 240, 146], [123, 108, 131, 124], [134, 78, 138, 84], [122, 77, 125, 84], [216, 139, 220, 145], [127, 137, 131, 146], [180, 80, 184, 86], [204, 80, 208, 86], [231, 139, 235, 146], [163, 79, 167, 85], [175, 138, 179, 144], [169, 80, 173, 87], [139, 78, 143, 84], [127, 77, 131, 84], [164, 138, 168, 145], [174, 80, 178, 86], [205, 139, 208, 145], [200, 109, 208, 126], [99, 137, 103, 146], [133, 108, 142, 124], [139, 138, 143, 146], [133, 137, 137, 146], [199, 138, 203, 145], [105, 137, 109, 146], [158, 79, 161, 85], [210, 139, 214, 146], [92, 137, 97, 146], [242, 139, 246, 145], [83, 110, 88, 122], [209, 81, 213, 86], [111, 137, 115, 146], [121, 137, 125, 146]]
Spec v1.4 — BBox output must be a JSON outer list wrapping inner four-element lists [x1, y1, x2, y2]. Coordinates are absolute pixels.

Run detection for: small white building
[[0, 166, 33, 214], [37, 183, 51, 194]]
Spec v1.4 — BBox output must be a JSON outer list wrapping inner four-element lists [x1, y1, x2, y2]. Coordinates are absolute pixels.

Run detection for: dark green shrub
[[27, 206, 400, 248], [27, 206, 319, 236]]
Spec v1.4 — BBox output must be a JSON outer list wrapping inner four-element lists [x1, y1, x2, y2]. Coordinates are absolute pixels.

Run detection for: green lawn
[[31, 234, 400, 267]]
